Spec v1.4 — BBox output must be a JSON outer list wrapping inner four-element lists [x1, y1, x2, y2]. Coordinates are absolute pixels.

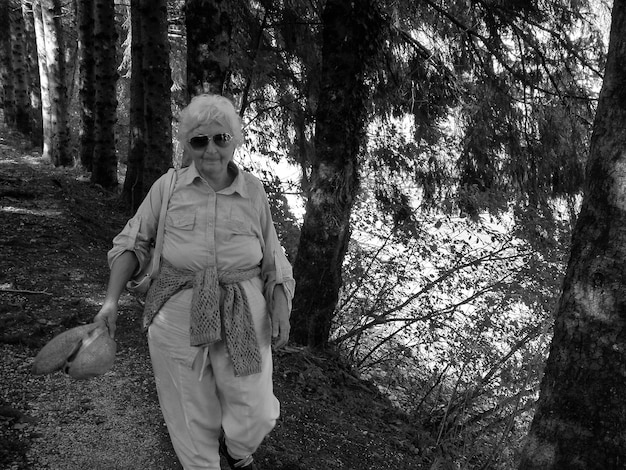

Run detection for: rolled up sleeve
[[107, 174, 168, 273], [263, 247, 296, 313], [107, 217, 153, 274], [254, 181, 295, 313]]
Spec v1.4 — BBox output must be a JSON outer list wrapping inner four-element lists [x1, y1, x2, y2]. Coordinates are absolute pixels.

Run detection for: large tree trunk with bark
[[32, 0, 51, 158], [140, 0, 172, 188], [21, 0, 43, 149], [518, 3, 626, 468], [290, 0, 385, 348], [0, 0, 15, 126], [184, 0, 231, 98], [122, 0, 146, 212], [76, 0, 95, 170], [36, 0, 71, 166], [9, 1, 30, 134], [90, 0, 118, 188]]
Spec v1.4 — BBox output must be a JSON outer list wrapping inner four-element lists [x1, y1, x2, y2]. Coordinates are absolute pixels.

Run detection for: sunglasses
[[189, 133, 233, 150]]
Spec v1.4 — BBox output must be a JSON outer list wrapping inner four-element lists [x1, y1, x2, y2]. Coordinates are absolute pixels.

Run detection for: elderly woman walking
[[95, 94, 294, 470]]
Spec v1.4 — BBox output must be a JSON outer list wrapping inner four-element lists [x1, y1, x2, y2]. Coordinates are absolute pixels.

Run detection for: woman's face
[[187, 121, 235, 184]]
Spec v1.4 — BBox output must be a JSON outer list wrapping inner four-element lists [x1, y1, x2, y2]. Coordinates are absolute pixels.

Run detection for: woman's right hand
[[94, 303, 118, 339], [95, 250, 140, 340]]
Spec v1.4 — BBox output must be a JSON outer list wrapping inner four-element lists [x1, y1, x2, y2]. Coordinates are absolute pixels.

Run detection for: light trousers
[[147, 279, 279, 470]]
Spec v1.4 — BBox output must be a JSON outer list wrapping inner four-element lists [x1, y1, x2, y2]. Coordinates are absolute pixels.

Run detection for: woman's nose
[[204, 139, 218, 153]]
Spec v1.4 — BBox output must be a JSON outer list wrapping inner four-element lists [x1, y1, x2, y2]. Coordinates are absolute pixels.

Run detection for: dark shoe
[[219, 435, 258, 469]]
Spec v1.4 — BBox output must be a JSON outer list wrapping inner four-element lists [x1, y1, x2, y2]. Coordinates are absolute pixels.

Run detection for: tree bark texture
[[122, 0, 146, 212], [184, 0, 231, 98], [290, 0, 386, 348], [8, 0, 30, 134], [21, 0, 43, 148], [31, 0, 51, 159], [0, 0, 16, 126], [140, 0, 172, 190], [90, 0, 118, 188], [63, 0, 78, 102], [76, 0, 95, 170], [519, 3, 626, 469], [38, 0, 71, 166]]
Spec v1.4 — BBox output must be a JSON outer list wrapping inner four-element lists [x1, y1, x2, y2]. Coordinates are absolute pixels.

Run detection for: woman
[[95, 94, 294, 470]]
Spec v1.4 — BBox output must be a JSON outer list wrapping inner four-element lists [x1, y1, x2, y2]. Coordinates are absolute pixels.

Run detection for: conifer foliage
[[0, 2, 621, 466]]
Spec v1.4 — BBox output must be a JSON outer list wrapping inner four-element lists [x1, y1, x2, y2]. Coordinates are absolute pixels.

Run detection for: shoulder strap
[[148, 168, 177, 277]]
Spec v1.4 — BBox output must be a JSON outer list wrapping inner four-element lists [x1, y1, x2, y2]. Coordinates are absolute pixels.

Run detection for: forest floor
[[0, 127, 422, 470]]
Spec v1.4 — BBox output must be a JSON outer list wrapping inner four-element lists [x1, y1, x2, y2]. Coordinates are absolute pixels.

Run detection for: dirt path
[[0, 130, 181, 469], [0, 128, 420, 470]]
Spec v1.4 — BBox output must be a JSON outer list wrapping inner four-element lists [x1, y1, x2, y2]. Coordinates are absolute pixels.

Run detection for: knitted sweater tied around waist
[[143, 260, 262, 377]]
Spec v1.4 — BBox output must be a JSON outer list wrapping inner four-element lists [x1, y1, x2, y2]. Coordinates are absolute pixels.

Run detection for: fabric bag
[[126, 168, 177, 295]]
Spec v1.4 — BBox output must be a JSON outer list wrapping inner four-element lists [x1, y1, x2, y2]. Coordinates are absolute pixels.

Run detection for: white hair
[[178, 94, 244, 147]]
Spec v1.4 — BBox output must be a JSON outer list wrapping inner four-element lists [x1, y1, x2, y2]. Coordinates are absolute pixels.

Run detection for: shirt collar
[[183, 161, 249, 198]]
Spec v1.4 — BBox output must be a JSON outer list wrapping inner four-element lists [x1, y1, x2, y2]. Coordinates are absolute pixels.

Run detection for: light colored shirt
[[108, 161, 295, 310]]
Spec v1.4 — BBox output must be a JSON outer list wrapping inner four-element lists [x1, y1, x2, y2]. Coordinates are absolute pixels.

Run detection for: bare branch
[[0, 288, 53, 296]]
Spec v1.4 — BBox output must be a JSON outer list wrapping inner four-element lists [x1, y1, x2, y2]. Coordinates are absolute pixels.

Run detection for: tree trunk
[[184, 0, 231, 98], [21, 0, 43, 149], [519, 3, 626, 468], [140, 0, 172, 188], [38, 0, 71, 166], [122, 0, 146, 212], [290, 0, 385, 348], [0, 0, 15, 126], [9, 0, 30, 134], [32, 0, 51, 158], [76, 0, 95, 170], [90, 0, 118, 188], [63, 0, 79, 102]]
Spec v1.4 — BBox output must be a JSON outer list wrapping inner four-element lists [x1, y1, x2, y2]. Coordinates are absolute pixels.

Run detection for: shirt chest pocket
[[167, 212, 196, 231], [224, 208, 254, 237], [225, 217, 252, 234]]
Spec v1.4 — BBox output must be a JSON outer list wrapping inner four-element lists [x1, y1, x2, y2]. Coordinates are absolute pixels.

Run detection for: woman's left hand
[[271, 286, 290, 349]]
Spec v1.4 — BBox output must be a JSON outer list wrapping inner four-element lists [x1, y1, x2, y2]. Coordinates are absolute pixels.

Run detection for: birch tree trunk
[[290, 0, 386, 348], [519, 2, 626, 468]]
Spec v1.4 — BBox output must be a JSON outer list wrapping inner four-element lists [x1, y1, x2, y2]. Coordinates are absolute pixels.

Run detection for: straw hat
[[32, 322, 116, 380]]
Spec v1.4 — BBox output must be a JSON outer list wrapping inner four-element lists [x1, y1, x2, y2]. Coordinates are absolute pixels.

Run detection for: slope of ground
[[0, 128, 421, 470]]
